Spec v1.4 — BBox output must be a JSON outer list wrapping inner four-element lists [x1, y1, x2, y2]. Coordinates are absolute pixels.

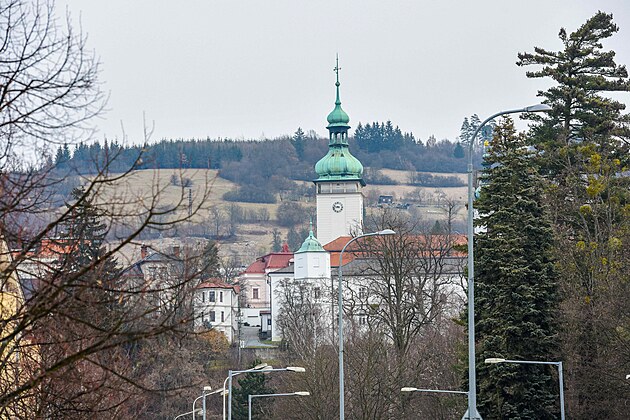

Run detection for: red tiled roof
[[325, 234, 466, 267], [242, 251, 293, 274]]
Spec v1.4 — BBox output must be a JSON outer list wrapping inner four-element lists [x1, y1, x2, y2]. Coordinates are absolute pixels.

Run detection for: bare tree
[[0, 1, 218, 416], [275, 277, 332, 359]]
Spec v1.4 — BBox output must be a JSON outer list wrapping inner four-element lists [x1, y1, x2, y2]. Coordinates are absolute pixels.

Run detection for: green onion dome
[[295, 224, 326, 254], [315, 145, 364, 181], [327, 82, 350, 128]]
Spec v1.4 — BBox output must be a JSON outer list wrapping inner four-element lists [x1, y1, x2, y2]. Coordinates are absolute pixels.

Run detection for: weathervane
[[334, 54, 341, 85]]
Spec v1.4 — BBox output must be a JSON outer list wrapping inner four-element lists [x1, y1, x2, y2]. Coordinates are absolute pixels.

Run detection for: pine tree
[[57, 186, 120, 323], [459, 117, 471, 143], [271, 228, 282, 252], [453, 142, 465, 159], [292, 127, 306, 159], [231, 360, 274, 420], [287, 227, 302, 252], [518, 12, 630, 417], [199, 241, 220, 280], [61, 186, 117, 275], [473, 118, 558, 419]]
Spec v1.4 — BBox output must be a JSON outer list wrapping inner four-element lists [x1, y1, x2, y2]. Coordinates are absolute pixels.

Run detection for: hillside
[[99, 167, 467, 265]]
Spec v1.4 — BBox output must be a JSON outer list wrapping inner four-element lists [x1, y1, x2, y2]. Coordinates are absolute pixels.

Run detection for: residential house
[[194, 281, 239, 343], [237, 244, 293, 327]]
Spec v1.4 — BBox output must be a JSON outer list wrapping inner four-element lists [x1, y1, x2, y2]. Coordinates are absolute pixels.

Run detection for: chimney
[[141, 244, 148, 259]]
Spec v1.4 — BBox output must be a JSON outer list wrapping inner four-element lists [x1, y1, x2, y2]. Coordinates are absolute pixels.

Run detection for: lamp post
[[248, 392, 310, 420], [192, 386, 226, 420], [464, 104, 551, 420], [484, 358, 565, 420], [401, 387, 468, 395], [191, 386, 212, 420], [174, 408, 202, 420], [226, 365, 305, 420], [338, 229, 395, 420], [225, 363, 268, 420]]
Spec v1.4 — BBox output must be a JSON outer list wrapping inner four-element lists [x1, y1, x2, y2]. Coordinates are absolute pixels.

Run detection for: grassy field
[[99, 168, 467, 260]]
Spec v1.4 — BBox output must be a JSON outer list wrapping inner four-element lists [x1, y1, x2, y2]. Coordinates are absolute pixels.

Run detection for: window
[[221, 311, 225, 322], [209, 291, 216, 302], [220, 291, 223, 302], [267, 319, 271, 326], [314, 287, 321, 300], [359, 287, 367, 299], [253, 288, 259, 299], [359, 316, 367, 326], [208, 311, 216, 322], [202, 291, 206, 303]]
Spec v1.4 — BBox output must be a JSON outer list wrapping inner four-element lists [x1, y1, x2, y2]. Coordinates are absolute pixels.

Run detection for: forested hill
[[55, 120, 478, 176]]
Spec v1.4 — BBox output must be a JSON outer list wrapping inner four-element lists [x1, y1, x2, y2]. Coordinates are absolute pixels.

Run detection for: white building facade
[[237, 245, 293, 327], [194, 281, 239, 343]]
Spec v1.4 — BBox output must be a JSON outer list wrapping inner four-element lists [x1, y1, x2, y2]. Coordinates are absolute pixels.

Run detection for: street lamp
[[401, 387, 467, 395], [484, 358, 565, 420], [248, 392, 310, 420], [224, 363, 268, 420], [193, 386, 212, 420], [193, 386, 226, 420], [174, 408, 202, 420], [226, 365, 306, 420], [338, 229, 395, 419], [464, 104, 551, 420]]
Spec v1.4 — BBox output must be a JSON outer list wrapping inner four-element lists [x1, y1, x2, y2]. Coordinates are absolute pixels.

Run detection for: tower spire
[[334, 54, 341, 105]]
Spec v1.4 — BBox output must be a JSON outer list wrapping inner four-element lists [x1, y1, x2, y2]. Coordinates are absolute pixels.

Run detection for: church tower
[[314, 58, 365, 245]]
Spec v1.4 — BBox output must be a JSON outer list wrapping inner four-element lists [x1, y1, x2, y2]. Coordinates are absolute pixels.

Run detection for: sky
[[59, 0, 630, 145]]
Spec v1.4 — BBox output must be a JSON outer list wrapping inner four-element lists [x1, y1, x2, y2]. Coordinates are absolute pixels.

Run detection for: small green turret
[[295, 221, 326, 254]]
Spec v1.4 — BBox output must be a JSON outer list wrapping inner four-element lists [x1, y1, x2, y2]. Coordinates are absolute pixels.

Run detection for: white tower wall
[[316, 180, 363, 245]]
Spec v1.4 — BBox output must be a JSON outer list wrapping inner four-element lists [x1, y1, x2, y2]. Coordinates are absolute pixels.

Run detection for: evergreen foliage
[[291, 127, 307, 159], [199, 241, 221, 280], [271, 228, 282, 252], [453, 142, 465, 159], [473, 118, 558, 419], [231, 361, 275, 420], [59, 186, 119, 280], [518, 11, 630, 417], [354, 120, 416, 153]]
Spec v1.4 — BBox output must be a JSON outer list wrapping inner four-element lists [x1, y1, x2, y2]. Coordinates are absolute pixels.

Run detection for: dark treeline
[[55, 122, 472, 179]]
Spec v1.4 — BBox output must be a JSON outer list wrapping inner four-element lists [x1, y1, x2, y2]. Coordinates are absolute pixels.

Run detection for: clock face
[[332, 201, 343, 213]]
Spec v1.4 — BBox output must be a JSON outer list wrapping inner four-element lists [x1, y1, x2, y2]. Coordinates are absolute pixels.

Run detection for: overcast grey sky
[[60, 0, 630, 144]]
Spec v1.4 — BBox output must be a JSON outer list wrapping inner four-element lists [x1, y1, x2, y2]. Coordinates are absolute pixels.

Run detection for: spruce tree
[[58, 186, 120, 325], [474, 118, 558, 419], [231, 360, 274, 420], [518, 12, 630, 417]]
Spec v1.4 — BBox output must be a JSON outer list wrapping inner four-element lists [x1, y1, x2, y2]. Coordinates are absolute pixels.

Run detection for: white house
[[237, 244, 293, 327], [194, 281, 240, 343]]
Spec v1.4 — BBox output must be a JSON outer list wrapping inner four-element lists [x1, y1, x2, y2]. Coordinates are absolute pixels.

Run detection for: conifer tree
[[61, 187, 112, 270], [474, 118, 558, 419], [518, 12, 630, 417], [231, 360, 274, 420]]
